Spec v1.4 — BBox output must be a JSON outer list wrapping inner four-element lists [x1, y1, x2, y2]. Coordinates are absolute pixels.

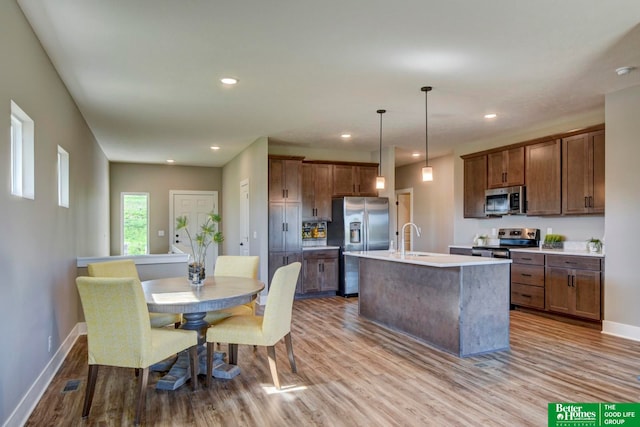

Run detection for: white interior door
[[170, 191, 218, 273], [239, 179, 250, 256]]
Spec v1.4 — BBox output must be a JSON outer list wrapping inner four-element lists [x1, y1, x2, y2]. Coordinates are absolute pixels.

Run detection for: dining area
[[73, 256, 301, 425]]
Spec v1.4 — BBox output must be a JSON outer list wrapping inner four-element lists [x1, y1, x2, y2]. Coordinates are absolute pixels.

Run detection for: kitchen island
[[345, 250, 511, 357]]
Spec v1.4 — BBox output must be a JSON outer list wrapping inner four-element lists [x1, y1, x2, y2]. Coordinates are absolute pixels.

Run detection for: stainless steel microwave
[[485, 186, 525, 216]]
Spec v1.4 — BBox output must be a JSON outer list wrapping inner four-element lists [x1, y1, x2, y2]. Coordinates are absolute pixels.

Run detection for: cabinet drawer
[[546, 255, 601, 271], [511, 264, 544, 287], [511, 252, 544, 265], [511, 283, 545, 309], [303, 249, 339, 259]]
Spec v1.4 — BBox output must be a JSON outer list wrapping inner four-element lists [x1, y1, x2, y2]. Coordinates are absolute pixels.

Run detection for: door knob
[[240, 242, 244, 246]]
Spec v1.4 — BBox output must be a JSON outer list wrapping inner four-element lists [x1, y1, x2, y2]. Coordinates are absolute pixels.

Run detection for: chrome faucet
[[401, 222, 421, 257]]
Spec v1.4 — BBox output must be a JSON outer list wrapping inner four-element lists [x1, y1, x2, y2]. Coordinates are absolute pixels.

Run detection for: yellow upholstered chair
[[202, 255, 260, 325], [88, 259, 181, 329], [76, 276, 198, 425], [205, 262, 301, 389]]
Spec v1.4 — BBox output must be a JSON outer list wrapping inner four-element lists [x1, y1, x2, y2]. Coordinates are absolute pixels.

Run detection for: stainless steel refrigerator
[[327, 197, 389, 297]]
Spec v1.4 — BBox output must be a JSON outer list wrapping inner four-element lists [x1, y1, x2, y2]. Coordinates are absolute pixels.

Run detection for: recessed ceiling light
[[166, 159, 175, 163], [412, 153, 420, 157], [210, 146, 220, 150], [220, 77, 238, 85], [615, 66, 635, 76], [484, 113, 497, 119], [341, 133, 352, 139]]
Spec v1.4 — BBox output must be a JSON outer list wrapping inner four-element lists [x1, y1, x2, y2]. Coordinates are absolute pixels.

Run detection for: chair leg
[[134, 367, 149, 426], [206, 342, 214, 388], [229, 343, 238, 365], [82, 364, 98, 418], [266, 346, 281, 389], [284, 332, 297, 373], [189, 345, 198, 391]]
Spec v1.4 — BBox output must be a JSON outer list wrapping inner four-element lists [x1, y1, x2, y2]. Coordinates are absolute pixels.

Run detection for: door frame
[[239, 179, 250, 255], [394, 187, 414, 251]]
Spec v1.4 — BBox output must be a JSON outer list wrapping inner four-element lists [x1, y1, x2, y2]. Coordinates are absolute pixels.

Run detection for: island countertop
[[344, 250, 511, 267]]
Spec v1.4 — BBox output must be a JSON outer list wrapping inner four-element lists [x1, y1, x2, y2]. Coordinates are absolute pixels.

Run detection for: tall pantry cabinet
[[268, 156, 303, 292]]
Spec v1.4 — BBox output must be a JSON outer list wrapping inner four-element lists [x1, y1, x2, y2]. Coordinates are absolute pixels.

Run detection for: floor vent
[[62, 379, 81, 393]]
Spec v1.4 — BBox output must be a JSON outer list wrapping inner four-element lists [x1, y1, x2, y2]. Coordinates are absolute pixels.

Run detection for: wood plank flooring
[[26, 297, 640, 426]]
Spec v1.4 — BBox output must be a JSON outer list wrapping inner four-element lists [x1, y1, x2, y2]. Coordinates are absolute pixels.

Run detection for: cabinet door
[[525, 139, 561, 215], [269, 159, 301, 202], [463, 156, 487, 218], [504, 146, 525, 186], [487, 148, 524, 188], [332, 165, 355, 196], [356, 166, 378, 196], [545, 267, 572, 315], [320, 257, 339, 291], [314, 164, 333, 219], [284, 203, 302, 251], [301, 163, 315, 219], [591, 130, 605, 214], [487, 152, 506, 188], [562, 133, 591, 214], [268, 203, 286, 251], [270, 251, 303, 293], [302, 257, 321, 293], [574, 269, 601, 320]]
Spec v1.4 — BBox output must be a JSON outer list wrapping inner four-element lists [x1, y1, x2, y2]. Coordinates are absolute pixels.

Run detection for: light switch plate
[[158, 230, 165, 237]]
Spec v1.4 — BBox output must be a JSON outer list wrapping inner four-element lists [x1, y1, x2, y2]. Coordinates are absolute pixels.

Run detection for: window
[[122, 193, 149, 255], [10, 100, 35, 199], [57, 146, 69, 208]]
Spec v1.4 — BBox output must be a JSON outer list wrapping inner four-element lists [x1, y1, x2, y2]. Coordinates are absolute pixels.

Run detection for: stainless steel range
[[471, 227, 540, 258]]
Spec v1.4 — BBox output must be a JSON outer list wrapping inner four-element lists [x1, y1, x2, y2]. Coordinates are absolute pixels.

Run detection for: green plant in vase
[[175, 212, 224, 283], [543, 233, 564, 249], [587, 237, 602, 253]]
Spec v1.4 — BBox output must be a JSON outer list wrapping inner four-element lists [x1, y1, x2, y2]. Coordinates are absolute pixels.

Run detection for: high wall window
[[122, 193, 149, 255], [10, 100, 35, 199], [57, 146, 69, 208]]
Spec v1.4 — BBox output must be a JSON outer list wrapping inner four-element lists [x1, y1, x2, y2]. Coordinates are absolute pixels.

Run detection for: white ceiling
[[17, 0, 640, 167]]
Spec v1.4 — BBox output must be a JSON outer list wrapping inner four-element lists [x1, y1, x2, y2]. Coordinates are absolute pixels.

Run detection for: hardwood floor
[[26, 297, 640, 426]]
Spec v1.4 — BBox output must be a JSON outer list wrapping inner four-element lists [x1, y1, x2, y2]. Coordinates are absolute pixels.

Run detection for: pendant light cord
[[421, 86, 432, 167], [377, 109, 386, 175]]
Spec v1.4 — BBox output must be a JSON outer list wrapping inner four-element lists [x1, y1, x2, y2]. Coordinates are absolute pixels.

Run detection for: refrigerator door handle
[[363, 211, 368, 251]]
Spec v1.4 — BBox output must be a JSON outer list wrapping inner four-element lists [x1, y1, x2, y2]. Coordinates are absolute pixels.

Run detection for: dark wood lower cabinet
[[269, 251, 303, 293], [510, 252, 603, 323], [545, 255, 602, 321], [301, 249, 339, 294]]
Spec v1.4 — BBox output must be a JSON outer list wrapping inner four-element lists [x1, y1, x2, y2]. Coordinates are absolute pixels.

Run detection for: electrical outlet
[[48, 336, 52, 353]]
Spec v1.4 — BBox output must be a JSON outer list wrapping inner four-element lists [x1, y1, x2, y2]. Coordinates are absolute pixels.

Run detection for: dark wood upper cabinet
[[302, 163, 333, 220], [487, 146, 524, 188], [331, 164, 378, 197], [525, 139, 561, 215], [463, 155, 487, 218], [268, 158, 302, 202], [562, 130, 605, 214]]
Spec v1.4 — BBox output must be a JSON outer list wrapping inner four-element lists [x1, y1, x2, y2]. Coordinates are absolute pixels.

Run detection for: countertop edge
[[344, 250, 511, 267]]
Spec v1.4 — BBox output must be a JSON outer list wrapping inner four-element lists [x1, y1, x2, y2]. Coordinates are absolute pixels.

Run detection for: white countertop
[[510, 247, 605, 258], [344, 250, 511, 267], [448, 244, 605, 258]]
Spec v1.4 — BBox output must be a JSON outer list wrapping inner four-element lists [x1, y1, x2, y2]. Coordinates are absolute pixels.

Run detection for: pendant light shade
[[376, 109, 386, 190], [421, 86, 433, 182]]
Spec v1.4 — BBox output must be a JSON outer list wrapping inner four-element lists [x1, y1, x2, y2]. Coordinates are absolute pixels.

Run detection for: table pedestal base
[[155, 347, 240, 390]]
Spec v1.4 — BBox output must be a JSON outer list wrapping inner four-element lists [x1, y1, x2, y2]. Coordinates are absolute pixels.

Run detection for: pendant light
[[421, 86, 433, 182], [376, 109, 386, 190]]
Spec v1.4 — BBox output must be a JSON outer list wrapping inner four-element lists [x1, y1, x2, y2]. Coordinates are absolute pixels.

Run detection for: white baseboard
[[602, 320, 640, 342], [3, 323, 84, 427]]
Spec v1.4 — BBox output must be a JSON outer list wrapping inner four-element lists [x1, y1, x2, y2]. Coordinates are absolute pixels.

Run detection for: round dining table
[[141, 275, 265, 390]]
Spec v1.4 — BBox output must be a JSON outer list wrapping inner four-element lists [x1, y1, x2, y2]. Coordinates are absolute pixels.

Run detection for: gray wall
[[604, 84, 640, 331], [109, 163, 222, 255], [222, 137, 269, 286], [395, 155, 455, 253], [0, 2, 109, 424]]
